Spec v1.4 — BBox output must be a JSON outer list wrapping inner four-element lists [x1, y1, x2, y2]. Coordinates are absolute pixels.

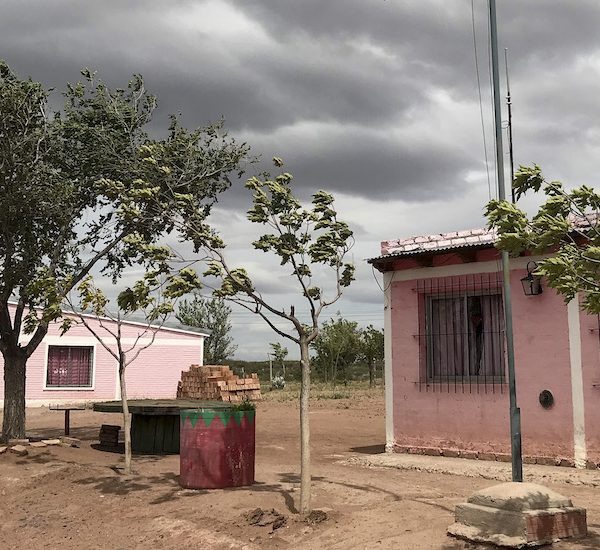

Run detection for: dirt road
[[1, 394, 598, 549]]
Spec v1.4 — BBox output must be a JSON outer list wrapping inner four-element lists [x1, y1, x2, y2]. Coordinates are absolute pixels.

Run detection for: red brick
[[495, 453, 512, 463], [586, 460, 598, 470], [421, 447, 441, 456], [526, 509, 587, 541], [535, 456, 556, 466], [461, 450, 478, 460], [441, 448, 460, 458], [523, 456, 537, 464], [478, 452, 496, 461], [558, 458, 575, 468], [408, 447, 424, 455]]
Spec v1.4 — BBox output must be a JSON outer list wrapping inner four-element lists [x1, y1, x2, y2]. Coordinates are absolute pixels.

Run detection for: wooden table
[[49, 404, 86, 436], [93, 399, 231, 454]]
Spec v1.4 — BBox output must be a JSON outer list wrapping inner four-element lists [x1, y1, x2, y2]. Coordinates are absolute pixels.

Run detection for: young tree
[[144, 159, 355, 514], [69, 267, 199, 474], [360, 325, 384, 387], [269, 342, 288, 378], [0, 62, 249, 440], [311, 316, 361, 386], [176, 294, 237, 363], [486, 165, 600, 312]]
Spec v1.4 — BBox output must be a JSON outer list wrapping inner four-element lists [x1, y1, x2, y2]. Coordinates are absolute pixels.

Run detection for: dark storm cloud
[[2, 0, 600, 203]]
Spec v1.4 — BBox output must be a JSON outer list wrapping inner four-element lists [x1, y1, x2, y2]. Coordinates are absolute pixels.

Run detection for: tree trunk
[[2, 352, 27, 441], [368, 359, 374, 388], [299, 337, 311, 515], [119, 362, 132, 475]]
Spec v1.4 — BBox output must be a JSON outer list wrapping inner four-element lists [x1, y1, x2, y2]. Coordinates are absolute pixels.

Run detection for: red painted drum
[[179, 407, 256, 489]]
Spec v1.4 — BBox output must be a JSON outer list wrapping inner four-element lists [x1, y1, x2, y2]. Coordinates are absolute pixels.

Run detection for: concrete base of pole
[[447, 482, 587, 548]]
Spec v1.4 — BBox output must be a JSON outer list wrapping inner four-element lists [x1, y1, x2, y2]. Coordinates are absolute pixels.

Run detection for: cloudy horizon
[[3, 0, 600, 359]]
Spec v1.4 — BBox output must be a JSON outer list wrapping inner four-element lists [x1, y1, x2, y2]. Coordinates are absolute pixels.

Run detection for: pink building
[[369, 227, 599, 468], [0, 304, 208, 406]]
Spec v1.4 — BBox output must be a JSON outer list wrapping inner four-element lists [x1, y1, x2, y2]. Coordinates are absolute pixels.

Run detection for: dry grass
[[259, 380, 384, 403]]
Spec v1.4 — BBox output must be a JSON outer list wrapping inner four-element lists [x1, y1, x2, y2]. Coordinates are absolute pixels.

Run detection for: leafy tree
[[0, 62, 249, 440], [311, 315, 361, 386], [486, 165, 600, 312], [269, 342, 288, 378], [176, 294, 237, 364], [142, 158, 355, 515], [360, 325, 384, 387]]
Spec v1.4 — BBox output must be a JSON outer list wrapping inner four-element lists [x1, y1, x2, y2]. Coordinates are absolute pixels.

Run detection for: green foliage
[[270, 342, 288, 365], [360, 325, 384, 364], [486, 164, 600, 312], [176, 158, 355, 348], [0, 61, 249, 438], [311, 315, 362, 385], [176, 294, 237, 364]]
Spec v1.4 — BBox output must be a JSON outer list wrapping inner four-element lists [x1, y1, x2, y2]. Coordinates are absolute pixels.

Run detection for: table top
[[93, 399, 233, 416], [49, 404, 86, 411]]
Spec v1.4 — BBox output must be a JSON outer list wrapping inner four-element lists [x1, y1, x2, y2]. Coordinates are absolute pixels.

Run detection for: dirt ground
[[1, 393, 600, 550]]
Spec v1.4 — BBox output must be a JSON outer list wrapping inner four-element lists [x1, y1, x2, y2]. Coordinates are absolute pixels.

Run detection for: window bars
[[416, 272, 505, 393]]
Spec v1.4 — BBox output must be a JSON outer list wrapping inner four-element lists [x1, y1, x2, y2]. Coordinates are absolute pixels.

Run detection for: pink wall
[[0, 306, 204, 404], [391, 266, 578, 460]]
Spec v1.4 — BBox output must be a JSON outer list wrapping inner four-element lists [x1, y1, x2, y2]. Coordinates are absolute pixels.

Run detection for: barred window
[[426, 292, 505, 382], [46, 346, 93, 388], [416, 273, 506, 392]]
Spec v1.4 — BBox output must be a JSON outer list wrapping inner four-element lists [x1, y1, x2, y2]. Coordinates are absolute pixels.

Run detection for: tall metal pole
[[489, 0, 523, 482]]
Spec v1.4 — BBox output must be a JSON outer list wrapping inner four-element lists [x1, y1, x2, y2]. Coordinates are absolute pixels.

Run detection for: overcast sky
[[3, 0, 600, 360]]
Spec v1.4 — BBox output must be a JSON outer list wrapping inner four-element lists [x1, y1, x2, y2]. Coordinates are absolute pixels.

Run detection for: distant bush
[[271, 375, 286, 390]]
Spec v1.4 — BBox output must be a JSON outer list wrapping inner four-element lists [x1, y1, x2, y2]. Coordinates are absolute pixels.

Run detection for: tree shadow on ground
[[349, 444, 385, 454], [277, 472, 454, 513], [27, 425, 104, 441]]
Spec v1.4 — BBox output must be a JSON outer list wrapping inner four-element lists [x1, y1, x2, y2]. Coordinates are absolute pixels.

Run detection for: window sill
[[43, 386, 94, 391]]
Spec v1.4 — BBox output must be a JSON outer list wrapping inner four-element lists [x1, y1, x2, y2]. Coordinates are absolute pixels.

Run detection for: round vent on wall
[[539, 390, 554, 409]]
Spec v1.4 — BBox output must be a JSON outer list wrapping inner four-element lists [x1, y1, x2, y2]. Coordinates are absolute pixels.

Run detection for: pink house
[[0, 304, 208, 406], [369, 227, 600, 468]]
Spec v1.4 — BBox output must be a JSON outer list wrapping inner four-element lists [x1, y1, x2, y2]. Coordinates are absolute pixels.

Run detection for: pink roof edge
[[380, 227, 497, 256], [378, 212, 598, 258]]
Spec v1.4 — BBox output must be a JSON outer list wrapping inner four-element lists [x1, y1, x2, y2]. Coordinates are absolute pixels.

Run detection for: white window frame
[[43, 338, 97, 391]]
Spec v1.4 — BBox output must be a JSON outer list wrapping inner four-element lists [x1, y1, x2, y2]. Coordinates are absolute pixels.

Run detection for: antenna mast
[[505, 48, 516, 203]]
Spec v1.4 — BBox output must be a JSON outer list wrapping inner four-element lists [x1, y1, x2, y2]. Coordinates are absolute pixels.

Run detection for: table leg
[[65, 410, 70, 436]]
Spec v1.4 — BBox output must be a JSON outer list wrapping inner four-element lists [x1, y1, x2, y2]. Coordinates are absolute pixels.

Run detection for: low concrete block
[[448, 483, 587, 548], [9, 445, 28, 456], [0, 446, 7, 455], [41, 439, 61, 446], [8, 439, 29, 446], [60, 436, 81, 447], [29, 441, 47, 448]]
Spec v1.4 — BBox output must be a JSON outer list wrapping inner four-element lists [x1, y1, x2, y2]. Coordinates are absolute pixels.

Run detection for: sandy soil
[[1, 394, 599, 550]]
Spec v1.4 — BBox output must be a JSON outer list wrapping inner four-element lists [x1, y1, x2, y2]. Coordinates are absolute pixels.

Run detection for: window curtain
[[47, 346, 92, 387]]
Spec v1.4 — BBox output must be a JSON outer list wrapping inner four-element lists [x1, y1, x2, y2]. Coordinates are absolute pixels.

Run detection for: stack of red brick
[[177, 365, 262, 402]]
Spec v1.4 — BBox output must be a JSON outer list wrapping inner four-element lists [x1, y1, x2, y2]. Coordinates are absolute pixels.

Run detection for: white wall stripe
[[384, 271, 395, 452], [567, 296, 587, 468]]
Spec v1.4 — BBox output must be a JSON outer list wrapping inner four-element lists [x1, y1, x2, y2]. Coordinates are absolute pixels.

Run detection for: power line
[[471, 0, 493, 199]]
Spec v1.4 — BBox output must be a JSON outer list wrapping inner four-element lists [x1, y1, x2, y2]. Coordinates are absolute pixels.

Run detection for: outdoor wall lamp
[[521, 261, 543, 296]]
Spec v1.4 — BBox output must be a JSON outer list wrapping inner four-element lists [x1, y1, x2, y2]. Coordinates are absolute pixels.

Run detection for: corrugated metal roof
[[368, 227, 497, 264], [367, 213, 598, 266]]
